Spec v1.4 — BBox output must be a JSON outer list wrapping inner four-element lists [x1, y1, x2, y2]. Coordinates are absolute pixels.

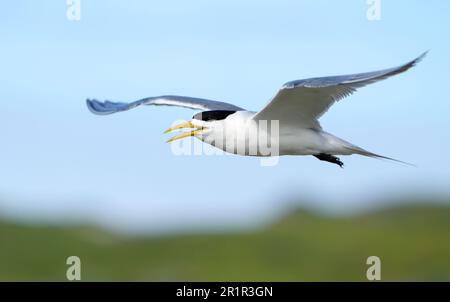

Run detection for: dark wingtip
[[86, 98, 108, 115], [86, 98, 97, 114], [411, 50, 429, 66]]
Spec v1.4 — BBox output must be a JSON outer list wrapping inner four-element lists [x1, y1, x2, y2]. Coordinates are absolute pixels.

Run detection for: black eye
[[193, 110, 236, 121]]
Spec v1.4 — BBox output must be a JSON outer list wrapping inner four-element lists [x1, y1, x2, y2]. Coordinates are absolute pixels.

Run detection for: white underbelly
[[195, 111, 353, 156], [278, 128, 328, 155], [200, 126, 332, 156]]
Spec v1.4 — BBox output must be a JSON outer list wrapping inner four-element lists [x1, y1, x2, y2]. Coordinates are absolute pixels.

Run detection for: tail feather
[[344, 146, 415, 167]]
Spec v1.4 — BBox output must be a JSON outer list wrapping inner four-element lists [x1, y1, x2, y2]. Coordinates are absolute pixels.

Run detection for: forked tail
[[344, 146, 415, 167]]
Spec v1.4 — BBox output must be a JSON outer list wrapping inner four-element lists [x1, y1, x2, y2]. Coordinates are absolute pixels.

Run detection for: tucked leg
[[313, 153, 344, 168]]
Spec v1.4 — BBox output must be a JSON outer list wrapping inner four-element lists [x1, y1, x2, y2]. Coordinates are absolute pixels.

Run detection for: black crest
[[193, 110, 236, 121]]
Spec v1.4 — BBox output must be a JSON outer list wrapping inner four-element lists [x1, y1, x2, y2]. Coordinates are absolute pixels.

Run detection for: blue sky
[[1, 0, 449, 233]]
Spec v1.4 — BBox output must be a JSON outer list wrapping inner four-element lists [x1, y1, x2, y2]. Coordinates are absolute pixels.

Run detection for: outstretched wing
[[252, 52, 427, 129], [87, 95, 244, 115]]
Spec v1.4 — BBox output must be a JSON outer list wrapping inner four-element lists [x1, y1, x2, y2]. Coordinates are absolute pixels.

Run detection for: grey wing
[[87, 95, 245, 115], [252, 51, 427, 129]]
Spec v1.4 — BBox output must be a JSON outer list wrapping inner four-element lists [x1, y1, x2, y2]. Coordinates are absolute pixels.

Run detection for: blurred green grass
[[1, 202, 450, 281]]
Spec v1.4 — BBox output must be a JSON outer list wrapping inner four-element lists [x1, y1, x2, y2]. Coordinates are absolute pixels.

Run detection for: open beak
[[163, 121, 208, 143]]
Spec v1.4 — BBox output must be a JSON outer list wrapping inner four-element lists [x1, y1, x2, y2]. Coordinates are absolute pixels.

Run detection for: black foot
[[313, 153, 344, 168]]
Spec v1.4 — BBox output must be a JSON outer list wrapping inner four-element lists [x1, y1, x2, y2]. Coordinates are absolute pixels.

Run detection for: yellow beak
[[164, 121, 208, 143], [163, 121, 195, 134]]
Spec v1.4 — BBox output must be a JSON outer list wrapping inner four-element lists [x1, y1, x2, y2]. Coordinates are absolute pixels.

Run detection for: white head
[[163, 110, 237, 143]]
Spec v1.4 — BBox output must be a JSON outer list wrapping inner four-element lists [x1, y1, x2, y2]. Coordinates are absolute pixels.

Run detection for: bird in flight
[[87, 52, 427, 168]]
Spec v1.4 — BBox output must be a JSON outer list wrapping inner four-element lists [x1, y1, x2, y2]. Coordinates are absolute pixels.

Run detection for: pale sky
[[1, 0, 449, 233]]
